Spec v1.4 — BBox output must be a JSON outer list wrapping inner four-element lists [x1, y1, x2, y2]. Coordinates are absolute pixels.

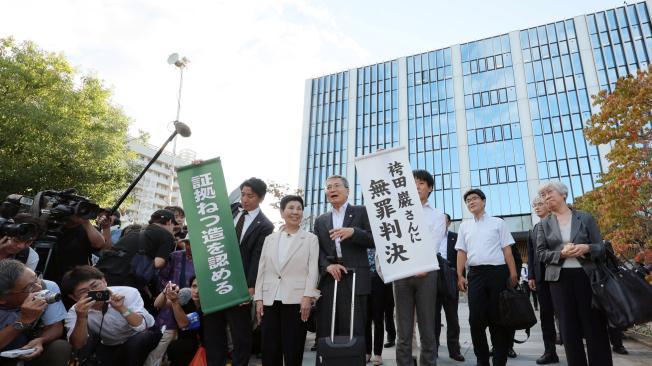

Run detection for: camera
[[34, 290, 61, 304], [0, 218, 38, 241], [87, 290, 110, 302]]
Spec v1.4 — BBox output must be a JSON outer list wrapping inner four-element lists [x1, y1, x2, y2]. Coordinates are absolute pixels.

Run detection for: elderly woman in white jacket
[[254, 195, 320, 366]]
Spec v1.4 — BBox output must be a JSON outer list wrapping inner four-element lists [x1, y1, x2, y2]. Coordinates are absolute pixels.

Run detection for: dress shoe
[[449, 353, 465, 362], [612, 345, 629, 355], [536, 352, 559, 364], [310, 344, 317, 351], [383, 340, 395, 348], [507, 348, 517, 358]]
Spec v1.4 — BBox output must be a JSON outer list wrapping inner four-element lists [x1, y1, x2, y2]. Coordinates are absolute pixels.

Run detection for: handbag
[[498, 283, 537, 332], [436, 254, 458, 300], [590, 248, 652, 329]]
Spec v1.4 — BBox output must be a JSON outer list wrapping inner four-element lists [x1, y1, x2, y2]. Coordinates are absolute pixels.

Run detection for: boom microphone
[[178, 287, 192, 306], [174, 121, 192, 137]]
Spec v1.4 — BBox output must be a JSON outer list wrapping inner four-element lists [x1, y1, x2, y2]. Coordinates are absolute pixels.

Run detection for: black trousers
[[549, 268, 612, 366], [261, 302, 307, 366], [608, 327, 624, 348], [467, 265, 510, 366], [203, 303, 252, 366], [167, 338, 199, 366], [383, 282, 396, 342], [365, 274, 385, 356], [87, 329, 161, 366], [434, 293, 461, 355], [536, 278, 558, 354]]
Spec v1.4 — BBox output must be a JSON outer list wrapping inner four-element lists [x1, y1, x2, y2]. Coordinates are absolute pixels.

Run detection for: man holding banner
[[354, 147, 445, 366], [390, 169, 445, 366], [177, 160, 271, 366], [202, 177, 274, 366]]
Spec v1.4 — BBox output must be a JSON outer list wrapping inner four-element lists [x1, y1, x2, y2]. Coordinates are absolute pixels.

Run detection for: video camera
[[1, 189, 100, 232], [1, 189, 100, 275]]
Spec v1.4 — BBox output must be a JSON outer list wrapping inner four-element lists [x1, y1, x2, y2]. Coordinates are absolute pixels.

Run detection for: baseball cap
[[151, 209, 179, 225]]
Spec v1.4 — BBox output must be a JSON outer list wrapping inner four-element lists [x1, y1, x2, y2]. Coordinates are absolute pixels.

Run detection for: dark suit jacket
[[527, 222, 544, 282], [536, 209, 605, 282], [313, 204, 374, 295], [446, 231, 458, 270], [231, 203, 274, 288]]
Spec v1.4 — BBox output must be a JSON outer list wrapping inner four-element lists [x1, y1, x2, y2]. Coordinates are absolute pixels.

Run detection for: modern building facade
[[123, 138, 196, 225], [299, 1, 652, 236]]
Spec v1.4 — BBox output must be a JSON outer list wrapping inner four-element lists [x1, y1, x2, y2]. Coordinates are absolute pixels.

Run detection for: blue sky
[[1, 0, 622, 211]]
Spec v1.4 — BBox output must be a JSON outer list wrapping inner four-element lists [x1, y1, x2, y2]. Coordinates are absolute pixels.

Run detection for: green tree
[[0, 37, 135, 207], [574, 66, 651, 264]]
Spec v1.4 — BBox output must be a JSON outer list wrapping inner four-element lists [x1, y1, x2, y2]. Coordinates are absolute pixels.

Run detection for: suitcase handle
[[330, 269, 356, 342]]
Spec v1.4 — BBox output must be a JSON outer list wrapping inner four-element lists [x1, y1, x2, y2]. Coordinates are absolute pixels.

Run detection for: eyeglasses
[[325, 183, 345, 191], [8, 277, 41, 295], [74, 280, 105, 298], [465, 196, 481, 204]]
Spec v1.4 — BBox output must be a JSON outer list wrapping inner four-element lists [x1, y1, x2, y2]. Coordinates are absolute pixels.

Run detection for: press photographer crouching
[[0, 260, 70, 366], [62, 266, 160, 366]]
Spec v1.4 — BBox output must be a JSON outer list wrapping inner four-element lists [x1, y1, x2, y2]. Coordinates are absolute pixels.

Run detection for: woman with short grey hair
[[536, 181, 612, 366]]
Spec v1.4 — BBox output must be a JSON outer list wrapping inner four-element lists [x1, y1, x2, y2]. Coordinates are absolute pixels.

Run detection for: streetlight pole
[[167, 53, 189, 205]]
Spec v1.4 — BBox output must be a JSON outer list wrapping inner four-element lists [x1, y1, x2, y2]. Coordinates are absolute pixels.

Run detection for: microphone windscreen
[[178, 287, 192, 306], [174, 121, 192, 137]]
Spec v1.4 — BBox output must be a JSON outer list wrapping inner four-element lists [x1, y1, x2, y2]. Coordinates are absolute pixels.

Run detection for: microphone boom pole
[[110, 122, 191, 214]]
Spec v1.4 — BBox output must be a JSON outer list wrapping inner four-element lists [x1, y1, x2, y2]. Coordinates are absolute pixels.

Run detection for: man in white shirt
[[455, 189, 517, 366], [392, 170, 446, 366], [62, 265, 159, 366]]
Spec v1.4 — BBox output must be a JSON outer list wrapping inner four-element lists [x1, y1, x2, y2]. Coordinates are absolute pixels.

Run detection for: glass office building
[[299, 1, 652, 235]]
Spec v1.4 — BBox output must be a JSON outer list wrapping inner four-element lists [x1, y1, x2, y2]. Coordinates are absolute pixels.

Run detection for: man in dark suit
[[314, 175, 374, 350], [435, 213, 464, 362], [527, 196, 559, 364], [203, 177, 274, 366]]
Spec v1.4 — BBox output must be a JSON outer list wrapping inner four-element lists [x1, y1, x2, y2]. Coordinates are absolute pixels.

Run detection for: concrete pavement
[[298, 293, 652, 366]]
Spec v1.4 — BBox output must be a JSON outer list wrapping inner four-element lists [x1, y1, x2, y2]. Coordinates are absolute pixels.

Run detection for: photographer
[[0, 237, 38, 271], [0, 260, 70, 366], [163, 206, 185, 240], [96, 210, 122, 247], [45, 215, 108, 284], [0, 214, 41, 271], [62, 265, 159, 366]]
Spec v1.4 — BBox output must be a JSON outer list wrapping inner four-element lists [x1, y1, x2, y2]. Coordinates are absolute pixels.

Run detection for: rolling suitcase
[[317, 270, 366, 366]]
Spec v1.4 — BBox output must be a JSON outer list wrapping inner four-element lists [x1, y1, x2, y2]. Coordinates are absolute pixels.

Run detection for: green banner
[[177, 158, 249, 314]]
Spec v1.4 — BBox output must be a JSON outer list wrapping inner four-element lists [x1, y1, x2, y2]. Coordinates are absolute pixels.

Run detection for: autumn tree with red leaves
[[574, 66, 651, 264]]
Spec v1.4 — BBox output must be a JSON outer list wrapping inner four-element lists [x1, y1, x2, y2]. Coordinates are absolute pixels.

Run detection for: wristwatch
[[12, 320, 29, 330], [121, 308, 132, 317]]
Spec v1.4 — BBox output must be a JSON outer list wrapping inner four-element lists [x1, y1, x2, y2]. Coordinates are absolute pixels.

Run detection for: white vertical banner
[[355, 146, 438, 282]]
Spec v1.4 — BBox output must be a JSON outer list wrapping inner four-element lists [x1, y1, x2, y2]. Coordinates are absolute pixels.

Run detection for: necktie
[[235, 210, 248, 243]]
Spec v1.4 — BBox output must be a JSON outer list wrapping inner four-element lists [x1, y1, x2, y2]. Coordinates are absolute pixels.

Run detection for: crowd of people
[[0, 171, 635, 366]]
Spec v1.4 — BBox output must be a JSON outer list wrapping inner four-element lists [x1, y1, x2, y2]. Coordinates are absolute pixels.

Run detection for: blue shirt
[[0, 280, 67, 350]]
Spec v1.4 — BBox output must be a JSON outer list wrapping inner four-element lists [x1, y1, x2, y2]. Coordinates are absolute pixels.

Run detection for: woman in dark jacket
[[536, 181, 612, 366]]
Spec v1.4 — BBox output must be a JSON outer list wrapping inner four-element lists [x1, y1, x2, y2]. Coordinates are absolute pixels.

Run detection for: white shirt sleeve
[[65, 307, 78, 340], [125, 288, 154, 331], [431, 210, 447, 248], [455, 222, 467, 252], [499, 220, 515, 248], [26, 248, 39, 271]]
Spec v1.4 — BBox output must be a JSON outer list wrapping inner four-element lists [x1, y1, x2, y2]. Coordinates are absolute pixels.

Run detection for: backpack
[[96, 231, 155, 288]]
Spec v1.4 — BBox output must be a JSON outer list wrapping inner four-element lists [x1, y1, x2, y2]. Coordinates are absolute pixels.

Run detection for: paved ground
[[298, 294, 652, 366]]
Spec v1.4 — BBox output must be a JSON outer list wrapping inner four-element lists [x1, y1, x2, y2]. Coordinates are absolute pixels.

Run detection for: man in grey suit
[[314, 175, 374, 344]]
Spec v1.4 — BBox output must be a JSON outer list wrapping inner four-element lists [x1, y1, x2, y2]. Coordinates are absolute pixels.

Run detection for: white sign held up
[[355, 146, 439, 282]]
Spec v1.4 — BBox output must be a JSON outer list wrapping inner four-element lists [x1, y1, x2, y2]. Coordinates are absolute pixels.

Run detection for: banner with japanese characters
[[354, 147, 438, 282], [177, 158, 250, 314]]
